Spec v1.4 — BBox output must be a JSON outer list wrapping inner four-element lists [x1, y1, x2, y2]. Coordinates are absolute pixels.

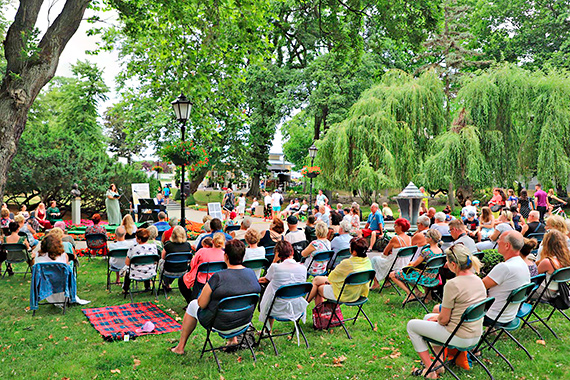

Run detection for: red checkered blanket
[[82, 302, 181, 341]]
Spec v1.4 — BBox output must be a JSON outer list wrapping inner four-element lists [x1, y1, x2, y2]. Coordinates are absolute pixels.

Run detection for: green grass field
[[1, 259, 569, 380]]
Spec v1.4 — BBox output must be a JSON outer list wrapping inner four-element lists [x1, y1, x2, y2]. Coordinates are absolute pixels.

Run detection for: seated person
[[107, 226, 136, 284], [258, 240, 308, 330], [147, 225, 164, 252], [195, 218, 232, 250], [406, 244, 485, 378], [390, 229, 443, 304], [293, 199, 309, 218], [460, 200, 477, 219], [14, 214, 39, 248], [307, 237, 372, 305], [521, 210, 544, 237], [249, 197, 259, 216], [122, 229, 159, 293], [301, 221, 331, 276], [304, 215, 317, 243], [448, 219, 477, 253], [243, 229, 266, 278], [225, 211, 238, 227], [258, 218, 284, 247], [532, 230, 570, 301], [0, 207, 11, 228], [33, 234, 71, 305], [35, 202, 52, 230], [122, 214, 138, 240], [371, 218, 413, 287], [462, 211, 480, 241], [46, 227, 74, 262], [284, 215, 306, 245], [179, 233, 225, 303], [232, 217, 251, 240], [171, 240, 261, 355], [382, 202, 394, 221], [153, 212, 171, 234], [54, 221, 76, 248], [475, 210, 514, 251], [314, 205, 330, 226], [430, 212, 450, 237], [331, 220, 352, 256], [2, 222, 30, 275], [520, 238, 538, 277], [329, 211, 343, 234], [362, 203, 384, 251], [154, 192, 165, 210], [85, 214, 108, 252], [18, 204, 30, 220], [412, 216, 430, 257], [161, 226, 192, 290], [162, 217, 180, 243], [46, 200, 61, 224]]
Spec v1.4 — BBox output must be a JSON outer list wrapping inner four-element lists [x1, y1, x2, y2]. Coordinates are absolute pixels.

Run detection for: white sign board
[[131, 183, 151, 206], [208, 202, 223, 220]]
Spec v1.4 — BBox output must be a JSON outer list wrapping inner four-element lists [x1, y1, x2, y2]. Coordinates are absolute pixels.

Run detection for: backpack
[[312, 302, 344, 330], [553, 282, 570, 310]]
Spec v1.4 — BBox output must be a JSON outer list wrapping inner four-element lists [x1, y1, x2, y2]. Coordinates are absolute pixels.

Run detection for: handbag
[[490, 204, 501, 212], [312, 302, 344, 330], [553, 282, 570, 310]]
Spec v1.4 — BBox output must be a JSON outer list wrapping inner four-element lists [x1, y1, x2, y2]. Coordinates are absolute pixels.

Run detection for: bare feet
[[171, 346, 184, 355]]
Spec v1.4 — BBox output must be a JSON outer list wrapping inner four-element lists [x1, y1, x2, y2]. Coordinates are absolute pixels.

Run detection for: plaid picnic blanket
[[82, 302, 181, 341]]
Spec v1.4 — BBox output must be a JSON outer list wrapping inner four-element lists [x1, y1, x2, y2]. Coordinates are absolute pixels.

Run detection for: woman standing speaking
[[106, 184, 122, 225]]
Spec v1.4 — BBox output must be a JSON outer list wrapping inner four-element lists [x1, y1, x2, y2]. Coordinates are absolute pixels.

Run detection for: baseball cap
[[287, 215, 298, 224]]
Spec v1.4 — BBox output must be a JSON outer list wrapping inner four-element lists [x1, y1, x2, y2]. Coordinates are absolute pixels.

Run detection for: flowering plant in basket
[[160, 141, 209, 172], [301, 166, 321, 176], [151, 165, 164, 173]]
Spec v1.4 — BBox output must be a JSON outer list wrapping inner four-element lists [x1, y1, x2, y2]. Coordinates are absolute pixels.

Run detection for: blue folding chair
[[30, 262, 76, 316], [124, 254, 160, 302], [306, 250, 334, 279], [200, 293, 260, 371], [324, 270, 376, 339], [401, 254, 446, 312], [157, 252, 193, 299], [257, 282, 313, 355], [327, 248, 351, 273], [242, 258, 268, 278], [264, 246, 276, 266], [225, 225, 241, 232], [194, 261, 227, 298]]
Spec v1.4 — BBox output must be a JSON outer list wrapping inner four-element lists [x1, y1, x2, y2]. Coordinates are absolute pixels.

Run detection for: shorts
[[272, 206, 281, 212], [322, 284, 336, 301], [362, 229, 381, 238], [223, 205, 235, 212], [164, 194, 170, 198]]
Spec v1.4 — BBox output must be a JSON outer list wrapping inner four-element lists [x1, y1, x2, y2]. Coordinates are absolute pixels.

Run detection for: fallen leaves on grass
[[389, 350, 401, 359], [536, 340, 546, 346], [133, 358, 141, 369], [320, 352, 327, 358], [332, 355, 347, 367], [237, 356, 242, 363], [373, 323, 378, 332], [110, 369, 121, 374], [296, 364, 303, 369]]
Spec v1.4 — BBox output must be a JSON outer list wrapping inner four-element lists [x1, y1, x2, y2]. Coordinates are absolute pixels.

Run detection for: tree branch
[[4, 0, 44, 74]]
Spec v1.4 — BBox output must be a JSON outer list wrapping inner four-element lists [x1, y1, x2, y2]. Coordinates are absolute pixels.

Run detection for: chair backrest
[[424, 254, 447, 270], [1, 227, 10, 236], [461, 297, 495, 323], [291, 240, 308, 258], [264, 246, 276, 262], [397, 245, 418, 258], [196, 261, 227, 274], [225, 225, 241, 232], [274, 282, 313, 299], [441, 235, 454, 243], [130, 254, 160, 266], [527, 232, 544, 242], [330, 248, 351, 270], [242, 258, 268, 271], [507, 282, 536, 305], [108, 248, 129, 258], [552, 266, 570, 283], [473, 251, 485, 261], [313, 250, 333, 263], [85, 233, 107, 242], [163, 252, 193, 273], [3, 243, 29, 263], [216, 293, 259, 314], [345, 270, 376, 286]]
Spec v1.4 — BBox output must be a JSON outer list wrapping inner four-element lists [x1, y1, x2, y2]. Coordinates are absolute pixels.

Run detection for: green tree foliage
[[470, 0, 570, 70], [5, 61, 158, 212], [282, 111, 314, 169], [317, 69, 446, 198]]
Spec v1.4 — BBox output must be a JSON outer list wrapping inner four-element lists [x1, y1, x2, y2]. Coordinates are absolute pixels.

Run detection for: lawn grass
[[1, 259, 569, 380]]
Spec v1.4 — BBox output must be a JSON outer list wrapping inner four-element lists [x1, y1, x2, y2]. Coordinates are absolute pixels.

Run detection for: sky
[[3, 1, 284, 156]]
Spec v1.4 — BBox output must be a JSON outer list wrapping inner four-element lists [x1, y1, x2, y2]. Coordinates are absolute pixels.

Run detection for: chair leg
[[360, 308, 375, 330], [558, 309, 570, 323], [353, 305, 362, 325], [520, 315, 544, 340], [503, 330, 533, 360], [296, 320, 309, 348], [469, 350, 495, 380], [266, 326, 279, 356], [200, 331, 211, 359], [209, 338, 221, 372], [242, 329, 257, 363]]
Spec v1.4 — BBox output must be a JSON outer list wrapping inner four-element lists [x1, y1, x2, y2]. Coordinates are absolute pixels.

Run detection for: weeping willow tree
[[317, 69, 446, 201], [457, 64, 570, 192], [423, 109, 487, 207]]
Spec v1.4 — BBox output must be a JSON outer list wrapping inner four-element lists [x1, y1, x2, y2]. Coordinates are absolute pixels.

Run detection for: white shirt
[[487, 256, 530, 323], [264, 195, 272, 206], [251, 201, 259, 209], [299, 204, 309, 212], [272, 192, 282, 207], [284, 230, 306, 245], [108, 239, 136, 269], [461, 205, 478, 217], [244, 247, 266, 278]]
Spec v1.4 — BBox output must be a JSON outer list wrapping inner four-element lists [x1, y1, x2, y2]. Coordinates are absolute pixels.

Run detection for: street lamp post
[[308, 144, 318, 210], [171, 93, 192, 229]]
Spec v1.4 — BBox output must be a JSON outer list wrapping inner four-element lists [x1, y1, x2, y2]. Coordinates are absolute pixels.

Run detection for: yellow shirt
[[422, 191, 429, 209], [328, 256, 373, 302]]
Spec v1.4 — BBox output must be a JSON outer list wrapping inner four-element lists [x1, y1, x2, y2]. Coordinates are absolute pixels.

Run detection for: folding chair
[[424, 297, 496, 380], [194, 261, 227, 298], [440, 234, 454, 250], [257, 282, 313, 355], [291, 240, 308, 262], [402, 254, 446, 312], [475, 283, 536, 371], [526, 232, 544, 244], [124, 254, 160, 302], [157, 252, 193, 299], [242, 258, 268, 278], [377, 245, 417, 296], [225, 225, 241, 232], [324, 269, 376, 339], [200, 293, 260, 371], [2, 243, 31, 278], [473, 251, 485, 261], [1, 227, 10, 236], [264, 246, 276, 267], [106, 248, 129, 291], [306, 250, 334, 279], [517, 274, 546, 340], [84, 233, 108, 259], [523, 266, 570, 339], [30, 262, 76, 316], [327, 248, 351, 273]]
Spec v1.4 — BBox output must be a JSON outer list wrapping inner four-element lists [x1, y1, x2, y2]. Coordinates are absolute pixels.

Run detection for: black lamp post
[[171, 92, 192, 228], [308, 143, 318, 209]]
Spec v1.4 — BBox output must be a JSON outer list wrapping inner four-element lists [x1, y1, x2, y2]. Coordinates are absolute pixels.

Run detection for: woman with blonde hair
[[536, 215, 570, 261], [159, 225, 192, 291], [406, 244, 485, 378], [121, 214, 137, 239], [301, 221, 332, 276], [532, 230, 570, 301], [179, 232, 225, 303]]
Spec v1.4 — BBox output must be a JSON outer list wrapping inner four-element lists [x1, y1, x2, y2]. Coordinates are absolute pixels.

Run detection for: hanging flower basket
[[159, 141, 209, 171], [301, 166, 321, 178], [151, 165, 164, 173]]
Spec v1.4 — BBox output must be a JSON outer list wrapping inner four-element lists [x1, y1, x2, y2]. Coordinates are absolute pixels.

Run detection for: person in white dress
[[237, 193, 247, 217], [371, 218, 413, 288], [258, 240, 308, 331]]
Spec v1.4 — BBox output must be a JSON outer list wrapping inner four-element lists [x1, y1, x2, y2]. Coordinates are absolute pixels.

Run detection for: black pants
[[178, 278, 205, 304], [537, 206, 547, 222], [122, 274, 150, 292]]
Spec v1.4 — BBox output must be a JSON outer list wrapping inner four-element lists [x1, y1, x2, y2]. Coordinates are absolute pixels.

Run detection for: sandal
[[411, 368, 439, 378]]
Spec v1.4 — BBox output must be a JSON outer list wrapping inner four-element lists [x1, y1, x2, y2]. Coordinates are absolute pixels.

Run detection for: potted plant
[[301, 165, 321, 179], [159, 141, 209, 171]]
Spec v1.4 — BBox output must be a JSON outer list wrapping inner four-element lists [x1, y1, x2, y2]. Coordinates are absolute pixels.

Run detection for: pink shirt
[[184, 247, 224, 288], [535, 189, 548, 207]]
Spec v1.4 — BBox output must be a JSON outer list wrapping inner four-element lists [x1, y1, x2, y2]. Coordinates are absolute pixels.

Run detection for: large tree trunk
[[0, 0, 90, 200], [247, 173, 261, 197], [188, 166, 209, 195]]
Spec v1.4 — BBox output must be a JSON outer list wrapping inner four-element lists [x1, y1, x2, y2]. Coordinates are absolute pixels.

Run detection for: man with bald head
[[521, 210, 545, 237], [427, 207, 436, 226], [482, 231, 530, 326], [108, 226, 136, 284]]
